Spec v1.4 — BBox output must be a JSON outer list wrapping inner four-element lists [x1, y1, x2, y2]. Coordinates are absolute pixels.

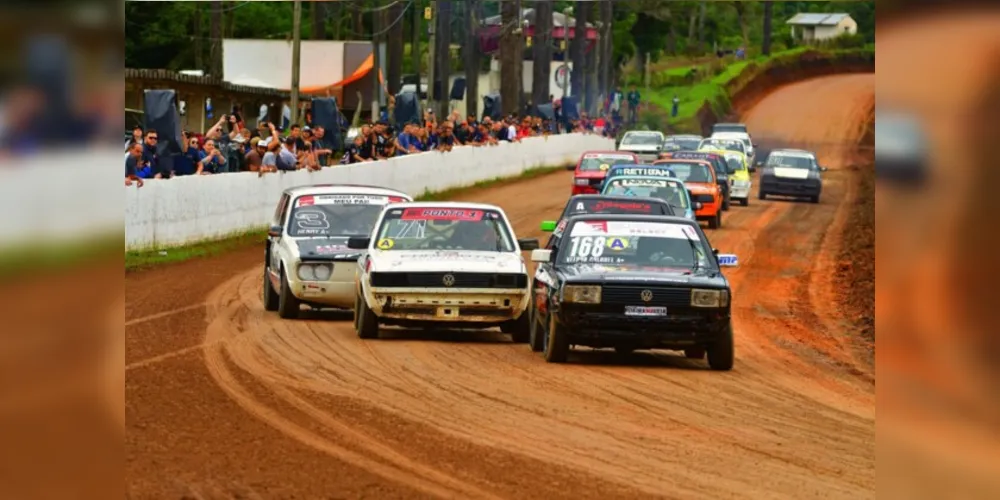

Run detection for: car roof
[[713, 122, 747, 128], [769, 149, 816, 158], [283, 184, 411, 197], [665, 134, 703, 140], [581, 150, 637, 156], [564, 213, 699, 227], [623, 130, 664, 136]]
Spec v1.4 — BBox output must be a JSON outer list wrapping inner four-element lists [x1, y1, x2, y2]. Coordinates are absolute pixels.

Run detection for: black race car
[[756, 149, 827, 203], [538, 195, 675, 248], [527, 214, 739, 370], [657, 150, 732, 210]]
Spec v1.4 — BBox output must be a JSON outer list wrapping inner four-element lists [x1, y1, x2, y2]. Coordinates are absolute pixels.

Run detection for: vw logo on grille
[[442, 274, 456, 287], [640, 289, 654, 302]]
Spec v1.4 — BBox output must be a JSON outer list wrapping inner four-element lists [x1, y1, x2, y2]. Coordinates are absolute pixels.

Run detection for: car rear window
[[579, 154, 637, 171]]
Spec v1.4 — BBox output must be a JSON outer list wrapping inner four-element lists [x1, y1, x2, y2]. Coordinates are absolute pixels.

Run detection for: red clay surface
[[126, 74, 875, 499]]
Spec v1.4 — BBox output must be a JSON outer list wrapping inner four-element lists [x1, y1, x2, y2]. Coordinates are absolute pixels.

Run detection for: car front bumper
[[760, 177, 821, 197], [730, 181, 752, 199], [368, 287, 530, 323], [556, 308, 731, 348], [287, 262, 358, 309]]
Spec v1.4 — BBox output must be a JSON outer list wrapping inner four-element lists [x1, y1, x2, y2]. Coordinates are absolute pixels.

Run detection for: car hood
[[686, 183, 717, 194], [575, 170, 607, 179], [557, 264, 726, 287], [770, 167, 811, 180], [372, 250, 525, 273], [295, 237, 365, 261], [729, 171, 751, 182]]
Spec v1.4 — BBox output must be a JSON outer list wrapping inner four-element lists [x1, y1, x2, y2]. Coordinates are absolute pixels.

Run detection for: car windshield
[[604, 179, 690, 210], [373, 207, 515, 252], [700, 139, 745, 154], [767, 154, 815, 169], [287, 194, 402, 237], [579, 154, 636, 171], [664, 137, 701, 151], [621, 134, 663, 146], [662, 162, 713, 183], [723, 154, 745, 173], [557, 220, 712, 269], [714, 124, 746, 134]]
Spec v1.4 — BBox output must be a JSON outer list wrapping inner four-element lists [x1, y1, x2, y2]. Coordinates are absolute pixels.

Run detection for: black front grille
[[693, 194, 716, 203], [371, 272, 528, 288], [600, 285, 691, 307]]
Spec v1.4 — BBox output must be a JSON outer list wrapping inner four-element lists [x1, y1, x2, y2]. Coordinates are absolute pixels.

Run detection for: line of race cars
[[262, 122, 827, 371]]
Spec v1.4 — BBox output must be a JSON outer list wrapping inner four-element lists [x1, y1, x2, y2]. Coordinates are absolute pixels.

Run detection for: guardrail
[[125, 133, 613, 251]]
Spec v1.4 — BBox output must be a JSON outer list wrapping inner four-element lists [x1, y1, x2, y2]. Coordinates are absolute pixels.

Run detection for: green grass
[[124, 163, 570, 271], [0, 234, 122, 280]]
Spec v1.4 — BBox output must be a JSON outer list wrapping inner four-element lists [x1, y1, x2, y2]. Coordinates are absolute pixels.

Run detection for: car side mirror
[[518, 238, 540, 251], [540, 221, 557, 232], [717, 253, 739, 267], [268, 225, 282, 238], [530, 249, 553, 263], [347, 236, 371, 249]]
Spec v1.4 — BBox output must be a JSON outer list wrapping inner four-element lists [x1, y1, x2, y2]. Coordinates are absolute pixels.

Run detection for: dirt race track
[[125, 74, 875, 499]]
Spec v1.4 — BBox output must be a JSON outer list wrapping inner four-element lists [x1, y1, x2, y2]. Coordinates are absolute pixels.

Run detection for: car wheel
[[740, 197, 749, 207], [810, 195, 820, 204], [706, 324, 735, 371], [262, 266, 279, 311], [684, 347, 705, 359], [722, 194, 731, 211], [708, 211, 721, 230], [759, 191, 767, 200], [502, 310, 530, 344], [277, 268, 300, 319], [543, 311, 569, 363], [614, 345, 636, 355], [355, 291, 380, 339], [528, 299, 544, 352]]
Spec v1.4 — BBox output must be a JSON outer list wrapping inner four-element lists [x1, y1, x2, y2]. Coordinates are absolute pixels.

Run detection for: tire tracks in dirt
[[126, 74, 875, 499]]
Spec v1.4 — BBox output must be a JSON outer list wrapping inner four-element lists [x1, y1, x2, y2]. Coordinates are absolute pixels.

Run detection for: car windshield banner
[[606, 166, 675, 179], [296, 194, 406, 207], [400, 208, 486, 221]]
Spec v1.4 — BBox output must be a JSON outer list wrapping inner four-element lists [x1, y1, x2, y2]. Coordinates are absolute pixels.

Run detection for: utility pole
[[371, 1, 382, 122], [290, 0, 302, 125], [427, 1, 437, 116]]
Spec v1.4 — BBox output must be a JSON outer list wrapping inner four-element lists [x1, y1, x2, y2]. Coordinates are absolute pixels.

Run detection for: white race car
[[346, 202, 540, 340], [263, 184, 413, 318]]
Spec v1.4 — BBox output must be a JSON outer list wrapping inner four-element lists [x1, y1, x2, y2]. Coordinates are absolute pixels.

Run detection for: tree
[[762, 1, 774, 56], [532, 0, 553, 114], [598, 0, 613, 102], [387, 0, 404, 95], [464, 0, 481, 118], [312, 1, 327, 39], [570, 1, 589, 101], [209, 1, 222, 76], [499, 0, 520, 115], [434, 0, 453, 117], [193, 3, 203, 71]]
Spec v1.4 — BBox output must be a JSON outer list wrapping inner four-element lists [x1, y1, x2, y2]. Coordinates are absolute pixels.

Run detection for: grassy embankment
[[123, 163, 569, 271], [637, 45, 875, 135]]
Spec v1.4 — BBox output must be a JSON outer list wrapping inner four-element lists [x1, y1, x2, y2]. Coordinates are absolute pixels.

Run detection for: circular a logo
[[442, 274, 456, 287], [640, 289, 654, 302]]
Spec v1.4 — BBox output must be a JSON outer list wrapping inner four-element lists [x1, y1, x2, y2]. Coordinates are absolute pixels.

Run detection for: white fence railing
[[125, 133, 613, 251]]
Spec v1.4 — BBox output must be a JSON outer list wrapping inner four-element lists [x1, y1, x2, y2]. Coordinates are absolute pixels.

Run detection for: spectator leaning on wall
[[196, 138, 227, 175], [125, 141, 146, 187], [276, 136, 298, 171]]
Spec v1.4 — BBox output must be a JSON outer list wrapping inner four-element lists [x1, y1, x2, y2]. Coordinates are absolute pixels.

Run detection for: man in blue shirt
[[196, 139, 227, 174], [627, 86, 641, 125], [395, 123, 417, 155]]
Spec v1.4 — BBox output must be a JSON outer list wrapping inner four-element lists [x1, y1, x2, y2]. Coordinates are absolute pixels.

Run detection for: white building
[[786, 13, 858, 43]]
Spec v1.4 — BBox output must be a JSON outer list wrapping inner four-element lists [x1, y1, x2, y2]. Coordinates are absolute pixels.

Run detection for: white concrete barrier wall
[[125, 133, 613, 251]]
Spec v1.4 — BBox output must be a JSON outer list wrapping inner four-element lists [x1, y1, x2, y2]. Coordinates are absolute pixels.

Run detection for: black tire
[[684, 347, 705, 359], [502, 310, 531, 343], [528, 301, 544, 352], [352, 290, 362, 331], [740, 197, 749, 207], [759, 191, 767, 200], [614, 345, 636, 355], [706, 324, 735, 371], [708, 211, 721, 230], [543, 311, 569, 363], [262, 266, 279, 312], [809, 195, 820, 204], [722, 193, 731, 211], [277, 268, 300, 319], [355, 291, 380, 339]]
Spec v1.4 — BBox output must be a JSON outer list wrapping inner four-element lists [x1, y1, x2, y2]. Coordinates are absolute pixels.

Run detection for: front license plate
[[624, 306, 667, 317]]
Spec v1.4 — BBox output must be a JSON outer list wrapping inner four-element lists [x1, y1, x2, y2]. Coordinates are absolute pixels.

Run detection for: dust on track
[[126, 74, 875, 499]]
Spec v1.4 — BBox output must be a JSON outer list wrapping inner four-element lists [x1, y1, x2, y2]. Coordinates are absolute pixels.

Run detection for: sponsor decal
[[607, 237, 629, 250], [400, 208, 485, 221], [592, 200, 654, 213], [609, 167, 675, 178], [297, 194, 391, 207], [625, 306, 667, 317], [314, 244, 347, 254], [599, 163, 610, 171], [376, 238, 395, 250]]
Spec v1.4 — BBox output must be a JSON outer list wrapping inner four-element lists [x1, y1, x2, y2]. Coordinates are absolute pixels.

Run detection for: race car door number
[[624, 306, 667, 317]]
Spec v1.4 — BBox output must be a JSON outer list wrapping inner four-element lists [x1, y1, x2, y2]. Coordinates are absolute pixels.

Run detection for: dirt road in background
[[126, 74, 875, 499]]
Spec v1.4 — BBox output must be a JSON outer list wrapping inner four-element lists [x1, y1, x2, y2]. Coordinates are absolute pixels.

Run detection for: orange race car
[[652, 159, 724, 229]]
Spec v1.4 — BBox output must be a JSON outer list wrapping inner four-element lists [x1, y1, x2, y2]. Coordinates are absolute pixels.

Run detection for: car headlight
[[574, 178, 590, 186], [563, 285, 602, 304], [297, 263, 332, 282], [691, 289, 728, 308]]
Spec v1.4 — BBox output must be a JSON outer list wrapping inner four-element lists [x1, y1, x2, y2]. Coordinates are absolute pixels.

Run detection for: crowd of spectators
[[125, 101, 623, 186]]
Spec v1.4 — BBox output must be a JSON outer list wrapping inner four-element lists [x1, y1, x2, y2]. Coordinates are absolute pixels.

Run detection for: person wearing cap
[[245, 136, 264, 172], [276, 136, 299, 171]]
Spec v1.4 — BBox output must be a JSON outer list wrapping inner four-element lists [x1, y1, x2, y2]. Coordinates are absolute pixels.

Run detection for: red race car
[[570, 150, 641, 195]]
